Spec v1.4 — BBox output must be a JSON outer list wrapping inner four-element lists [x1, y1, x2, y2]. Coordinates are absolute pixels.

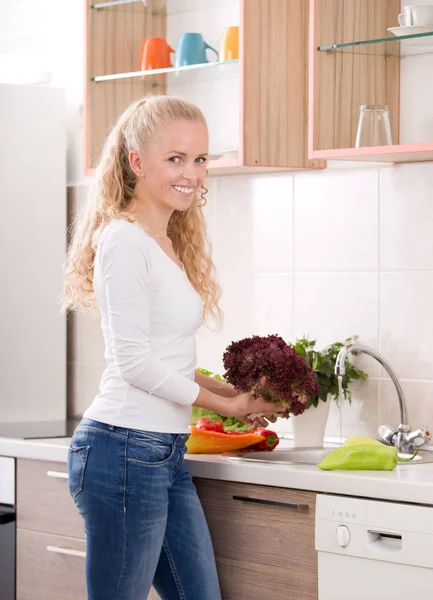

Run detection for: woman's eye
[[168, 156, 181, 163], [196, 157, 207, 164]]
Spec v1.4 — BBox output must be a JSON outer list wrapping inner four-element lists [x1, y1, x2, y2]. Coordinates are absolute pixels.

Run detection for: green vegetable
[[190, 407, 250, 432], [193, 369, 250, 431], [195, 367, 225, 382], [292, 336, 368, 408], [318, 444, 418, 471]]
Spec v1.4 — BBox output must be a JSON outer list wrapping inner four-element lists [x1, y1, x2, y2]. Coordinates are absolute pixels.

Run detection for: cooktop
[[0, 418, 81, 440]]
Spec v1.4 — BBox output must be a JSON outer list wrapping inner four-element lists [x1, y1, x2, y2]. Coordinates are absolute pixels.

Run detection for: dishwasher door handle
[[367, 530, 403, 553], [232, 495, 309, 510]]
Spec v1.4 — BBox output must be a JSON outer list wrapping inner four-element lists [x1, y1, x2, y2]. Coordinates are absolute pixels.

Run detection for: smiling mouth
[[172, 185, 195, 197]]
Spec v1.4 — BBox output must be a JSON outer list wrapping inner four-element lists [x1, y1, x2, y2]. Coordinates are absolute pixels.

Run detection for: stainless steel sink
[[222, 446, 433, 466]]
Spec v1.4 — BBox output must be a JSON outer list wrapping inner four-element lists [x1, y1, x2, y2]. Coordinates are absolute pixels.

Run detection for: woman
[[60, 95, 283, 600]]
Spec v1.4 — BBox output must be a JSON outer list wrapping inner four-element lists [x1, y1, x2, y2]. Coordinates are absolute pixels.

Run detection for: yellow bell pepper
[[186, 425, 265, 454]]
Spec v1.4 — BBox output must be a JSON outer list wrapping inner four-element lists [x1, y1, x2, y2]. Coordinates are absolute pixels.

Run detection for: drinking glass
[[355, 104, 393, 148]]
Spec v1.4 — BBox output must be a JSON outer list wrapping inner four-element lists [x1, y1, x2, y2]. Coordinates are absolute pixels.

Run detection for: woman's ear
[[129, 149, 144, 177]]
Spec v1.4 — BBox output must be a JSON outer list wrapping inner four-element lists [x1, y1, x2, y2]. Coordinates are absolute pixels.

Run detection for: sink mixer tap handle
[[407, 428, 431, 447]]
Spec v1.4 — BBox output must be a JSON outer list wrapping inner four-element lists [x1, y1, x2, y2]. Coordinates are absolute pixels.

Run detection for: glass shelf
[[91, 59, 239, 84], [317, 30, 433, 57], [91, 0, 143, 8], [90, 0, 235, 13]]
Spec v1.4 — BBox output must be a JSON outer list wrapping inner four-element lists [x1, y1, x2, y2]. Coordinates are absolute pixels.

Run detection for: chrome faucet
[[335, 343, 431, 455]]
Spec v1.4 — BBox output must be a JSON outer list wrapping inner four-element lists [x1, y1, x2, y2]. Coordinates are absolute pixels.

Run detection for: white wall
[[199, 163, 433, 439], [0, 0, 86, 185]]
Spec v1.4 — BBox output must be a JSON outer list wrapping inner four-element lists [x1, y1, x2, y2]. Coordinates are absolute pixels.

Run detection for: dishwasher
[[315, 493, 433, 599], [0, 457, 16, 600]]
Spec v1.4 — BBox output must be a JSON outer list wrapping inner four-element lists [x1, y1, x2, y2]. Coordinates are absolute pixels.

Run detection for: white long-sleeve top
[[83, 219, 202, 433]]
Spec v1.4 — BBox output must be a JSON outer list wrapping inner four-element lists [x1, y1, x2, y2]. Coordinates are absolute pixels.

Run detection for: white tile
[[294, 169, 379, 271], [201, 177, 216, 241], [380, 272, 433, 379], [253, 274, 293, 340], [293, 273, 379, 378], [336, 378, 380, 439], [379, 379, 433, 438], [380, 163, 433, 270], [251, 174, 293, 272]]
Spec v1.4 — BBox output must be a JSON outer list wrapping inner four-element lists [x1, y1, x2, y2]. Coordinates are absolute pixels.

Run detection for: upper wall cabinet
[[309, 0, 433, 163], [84, 0, 324, 176]]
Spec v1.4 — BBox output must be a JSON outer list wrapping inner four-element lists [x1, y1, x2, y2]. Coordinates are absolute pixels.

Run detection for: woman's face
[[131, 119, 209, 213]]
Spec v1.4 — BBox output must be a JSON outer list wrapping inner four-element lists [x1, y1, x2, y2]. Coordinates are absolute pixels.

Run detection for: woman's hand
[[219, 392, 285, 429], [243, 412, 278, 430]]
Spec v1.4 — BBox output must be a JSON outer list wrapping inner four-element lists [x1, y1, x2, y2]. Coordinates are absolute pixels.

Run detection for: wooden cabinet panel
[[17, 529, 86, 600], [195, 478, 318, 600], [244, 0, 318, 169], [17, 459, 84, 539]]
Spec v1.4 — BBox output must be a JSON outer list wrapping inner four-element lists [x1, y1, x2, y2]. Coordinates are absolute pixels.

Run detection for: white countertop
[[1, 435, 432, 506]]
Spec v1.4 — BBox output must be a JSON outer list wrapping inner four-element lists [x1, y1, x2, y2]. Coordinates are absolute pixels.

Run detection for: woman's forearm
[[192, 385, 233, 416], [194, 371, 237, 398]]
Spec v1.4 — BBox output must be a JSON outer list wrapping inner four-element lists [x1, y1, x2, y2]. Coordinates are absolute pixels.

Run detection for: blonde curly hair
[[60, 95, 222, 325]]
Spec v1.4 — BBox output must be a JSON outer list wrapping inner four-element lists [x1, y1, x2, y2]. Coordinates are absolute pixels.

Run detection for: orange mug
[[139, 37, 175, 71], [219, 26, 239, 61]]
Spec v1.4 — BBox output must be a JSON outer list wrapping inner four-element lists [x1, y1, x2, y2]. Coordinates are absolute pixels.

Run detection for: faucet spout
[[335, 343, 408, 428]]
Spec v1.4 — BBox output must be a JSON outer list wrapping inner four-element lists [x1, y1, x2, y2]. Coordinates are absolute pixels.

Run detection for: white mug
[[398, 4, 433, 27]]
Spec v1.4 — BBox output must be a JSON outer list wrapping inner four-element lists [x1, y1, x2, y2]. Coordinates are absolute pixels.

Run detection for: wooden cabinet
[[195, 478, 318, 600], [84, 0, 324, 175], [15, 459, 317, 599], [309, 0, 433, 163], [16, 459, 87, 600], [17, 529, 86, 600], [16, 459, 160, 600], [17, 459, 84, 539]]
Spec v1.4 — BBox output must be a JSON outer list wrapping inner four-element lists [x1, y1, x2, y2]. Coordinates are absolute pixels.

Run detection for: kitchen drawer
[[194, 479, 317, 600], [17, 529, 86, 600], [17, 528, 161, 600], [17, 458, 84, 539]]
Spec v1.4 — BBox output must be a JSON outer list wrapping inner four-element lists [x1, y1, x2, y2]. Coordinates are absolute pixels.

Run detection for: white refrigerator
[[0, 83, 67, 424]]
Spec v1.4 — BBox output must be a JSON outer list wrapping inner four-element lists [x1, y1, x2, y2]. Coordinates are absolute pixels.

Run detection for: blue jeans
[[68, 418, 221, 600]]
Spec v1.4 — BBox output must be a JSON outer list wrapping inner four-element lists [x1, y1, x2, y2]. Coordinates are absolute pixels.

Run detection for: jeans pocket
[[127, 437, 175, 467], [67, 444, 90, 499]]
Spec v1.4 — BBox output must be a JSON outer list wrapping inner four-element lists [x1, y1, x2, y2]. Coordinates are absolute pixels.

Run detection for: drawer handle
[[46, 545, 86, 558], [46, 470, 69, 479], [232, 495, 309, 511]]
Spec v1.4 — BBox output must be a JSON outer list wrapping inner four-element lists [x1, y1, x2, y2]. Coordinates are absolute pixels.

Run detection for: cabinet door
[[195, 478, 317, 600]]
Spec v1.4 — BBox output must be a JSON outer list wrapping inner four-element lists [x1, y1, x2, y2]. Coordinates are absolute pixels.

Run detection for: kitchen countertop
[[1, 435, 432, 506]]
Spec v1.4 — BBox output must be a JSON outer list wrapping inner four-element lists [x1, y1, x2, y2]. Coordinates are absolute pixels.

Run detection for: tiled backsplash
[[68, 162, 433, 439]]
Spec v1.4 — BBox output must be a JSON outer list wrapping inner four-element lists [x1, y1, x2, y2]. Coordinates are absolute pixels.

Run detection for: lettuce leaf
[[190, 406, 250, 432]]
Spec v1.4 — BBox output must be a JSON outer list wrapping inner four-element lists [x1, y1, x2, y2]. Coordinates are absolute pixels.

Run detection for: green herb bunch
[[291, 336, 368, 409]]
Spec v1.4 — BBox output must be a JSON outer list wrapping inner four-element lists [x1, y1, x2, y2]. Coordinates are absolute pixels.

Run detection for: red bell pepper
[[249, 428, 279, 451], [195, 418, 225, 433]]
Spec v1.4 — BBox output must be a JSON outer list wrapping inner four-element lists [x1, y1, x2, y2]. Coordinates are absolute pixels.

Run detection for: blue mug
[[174, 33, 218, 68]]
